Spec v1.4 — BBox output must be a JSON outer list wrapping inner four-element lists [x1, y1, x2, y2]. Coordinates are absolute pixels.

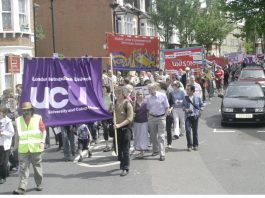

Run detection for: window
[[133, 19, 137, 35], [124, 16, 133, 35], [19, 0, 28, 31], [146, 21, 155, 36], [4, 74, 12, 89], [2, 0, 12, 30], [145, 0, 151, 12], [140, 0, 145, 11], [117, 17, 122, 33]]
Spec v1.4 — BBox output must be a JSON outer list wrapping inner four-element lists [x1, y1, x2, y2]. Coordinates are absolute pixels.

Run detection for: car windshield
[[240, 70, 265, 78], [225, 85, 264, 98]]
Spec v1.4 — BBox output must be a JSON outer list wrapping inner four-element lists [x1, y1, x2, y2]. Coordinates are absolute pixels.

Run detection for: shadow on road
[[42, 168, 121, 179]]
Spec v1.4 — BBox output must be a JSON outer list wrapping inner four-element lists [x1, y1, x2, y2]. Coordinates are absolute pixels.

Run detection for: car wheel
[[221, 121, 227, 127]]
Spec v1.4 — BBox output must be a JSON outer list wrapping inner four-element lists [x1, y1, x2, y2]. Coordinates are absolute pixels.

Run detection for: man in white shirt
[[187, 75, 202, 99]]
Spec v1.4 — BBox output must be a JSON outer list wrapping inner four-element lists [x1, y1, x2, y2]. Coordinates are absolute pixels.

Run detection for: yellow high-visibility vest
[[15, 114, 42, 153]]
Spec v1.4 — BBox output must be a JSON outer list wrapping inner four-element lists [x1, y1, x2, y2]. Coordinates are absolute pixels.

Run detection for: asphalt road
[[1, 96, 265, 195]]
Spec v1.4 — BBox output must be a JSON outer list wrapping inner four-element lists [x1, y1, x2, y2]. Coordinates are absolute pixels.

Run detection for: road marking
[[77, 161, 120, 168], [213, 128, 235, 133], [74, 139, 119, 167], [257, 131, 265, 133]]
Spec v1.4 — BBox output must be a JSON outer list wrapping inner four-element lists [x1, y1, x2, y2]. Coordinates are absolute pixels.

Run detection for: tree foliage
[[36, 24, 45, 42], [174, 0, 201, 47], [150, 0, 232, 53], [194, 0, 233, 54], [225, 0, 265, 52], [225, 0, 265, 36], [149, 0, 178, 48]]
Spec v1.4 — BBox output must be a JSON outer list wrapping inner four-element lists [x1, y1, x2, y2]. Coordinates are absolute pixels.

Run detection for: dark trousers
[[166, 114, 174, 145], [9, 135, 18, 169], [206, 80, 214, 98], [185, 116, 199, 148], [202, 87, 206, 102], [116, 127, 131, 171], [0, 146, 10, 180], [9, 148, 18, 169], [102, 119, 113, 141], [62, 126, 76, 159], [87, 123, 98, 141], [45, 127, 51, 147], [45, 127, 63, 148], [57, 132, 63, 148]]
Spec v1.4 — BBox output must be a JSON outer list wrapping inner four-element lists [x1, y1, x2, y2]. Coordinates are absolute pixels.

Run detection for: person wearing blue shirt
[[168, 81, 187, 143], [183, 85, 204, 152]]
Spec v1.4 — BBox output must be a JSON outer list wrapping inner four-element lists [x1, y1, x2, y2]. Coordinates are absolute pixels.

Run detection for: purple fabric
[[134, 102, 148, 123], [20, 58, 112, 127]]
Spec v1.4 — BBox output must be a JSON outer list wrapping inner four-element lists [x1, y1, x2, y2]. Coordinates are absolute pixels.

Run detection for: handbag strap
[[185, 95, 199, 110]]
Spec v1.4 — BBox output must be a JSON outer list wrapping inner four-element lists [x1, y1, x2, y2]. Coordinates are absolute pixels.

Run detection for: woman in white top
[[0, 107, 15, 184]]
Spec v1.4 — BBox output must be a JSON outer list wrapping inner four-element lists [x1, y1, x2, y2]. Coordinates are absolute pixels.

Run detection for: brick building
[[34, 0, 113, 57], [34, 0, 155, 57]]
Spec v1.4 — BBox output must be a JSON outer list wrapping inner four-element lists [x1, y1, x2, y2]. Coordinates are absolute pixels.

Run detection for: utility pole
[[33, 3, 40, 57], [51, 0, 56, 53]]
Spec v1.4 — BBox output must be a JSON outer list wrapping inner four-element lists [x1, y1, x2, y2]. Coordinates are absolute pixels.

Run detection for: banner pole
[[10, 56, 15, 96], [110, 53, 118, 157]]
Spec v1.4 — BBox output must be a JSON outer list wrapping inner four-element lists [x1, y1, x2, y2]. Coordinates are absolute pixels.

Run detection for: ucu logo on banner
[[30, 87, 89, 109]]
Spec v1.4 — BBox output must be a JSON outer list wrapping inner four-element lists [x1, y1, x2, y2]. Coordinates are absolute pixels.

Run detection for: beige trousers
[[148, 115, 166, 157], [18, 152, 43, 190]]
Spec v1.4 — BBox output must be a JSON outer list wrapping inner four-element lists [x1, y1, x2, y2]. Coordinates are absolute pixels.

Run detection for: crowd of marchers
[[0, 62, 248, 194]]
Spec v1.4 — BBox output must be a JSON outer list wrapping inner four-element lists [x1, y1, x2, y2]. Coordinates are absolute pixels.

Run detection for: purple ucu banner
[[20, 58, 112, 127]]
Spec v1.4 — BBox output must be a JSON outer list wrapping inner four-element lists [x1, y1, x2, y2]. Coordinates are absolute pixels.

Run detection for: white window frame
[[133, 19, 137, 35], [146, 21, 155, 36], [18, 0, 28, 32], [140, 0, 145, 12], [124, 15, 133, 35], [2, 0, 13, 31]]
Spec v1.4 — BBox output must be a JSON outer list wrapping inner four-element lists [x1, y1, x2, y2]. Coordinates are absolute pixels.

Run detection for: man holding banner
[[113, 86, 134, 176]]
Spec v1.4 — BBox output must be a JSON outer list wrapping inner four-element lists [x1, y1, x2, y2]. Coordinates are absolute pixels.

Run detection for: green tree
[[174, 0, 200, 48], [35, 24, 45, 42], [194, 0, 232, 55], [225, 0, 265, 52], [245, 39, 255, 54], [149, 0, 178, 48]]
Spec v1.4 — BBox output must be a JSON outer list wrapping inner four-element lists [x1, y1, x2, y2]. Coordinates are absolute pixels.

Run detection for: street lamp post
[[33, 3, 40, 57], [51, 0, 56, 53]]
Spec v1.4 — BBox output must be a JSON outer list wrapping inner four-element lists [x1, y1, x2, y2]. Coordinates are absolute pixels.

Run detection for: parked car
[[238, 66, 265, 91], [219, 81, 265, 125]]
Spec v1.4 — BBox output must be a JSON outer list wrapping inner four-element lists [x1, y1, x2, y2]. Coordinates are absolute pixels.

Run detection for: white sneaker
[[168, 145, 172, 149]]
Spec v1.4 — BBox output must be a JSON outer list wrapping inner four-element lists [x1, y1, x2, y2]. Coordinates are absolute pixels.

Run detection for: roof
[[243, 66, 264, 70], [228, 81, 259, 86]]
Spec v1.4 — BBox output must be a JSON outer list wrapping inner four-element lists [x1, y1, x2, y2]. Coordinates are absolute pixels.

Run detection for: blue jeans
[[185, 116, 199, 148], [62, 126, 75, 160]]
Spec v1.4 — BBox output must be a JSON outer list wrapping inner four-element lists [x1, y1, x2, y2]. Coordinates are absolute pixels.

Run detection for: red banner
[[164, 47, 203, 72], [206, 56, 228, 67], [106, 33, 160, 71]]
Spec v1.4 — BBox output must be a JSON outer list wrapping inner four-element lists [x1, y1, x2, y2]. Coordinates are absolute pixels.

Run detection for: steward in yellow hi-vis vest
[[13, 102, 46, 195], [16, 114, 42, 153]]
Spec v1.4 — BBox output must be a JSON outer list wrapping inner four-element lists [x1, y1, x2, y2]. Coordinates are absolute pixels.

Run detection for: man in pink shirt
[[214, 66, 224, 95]]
